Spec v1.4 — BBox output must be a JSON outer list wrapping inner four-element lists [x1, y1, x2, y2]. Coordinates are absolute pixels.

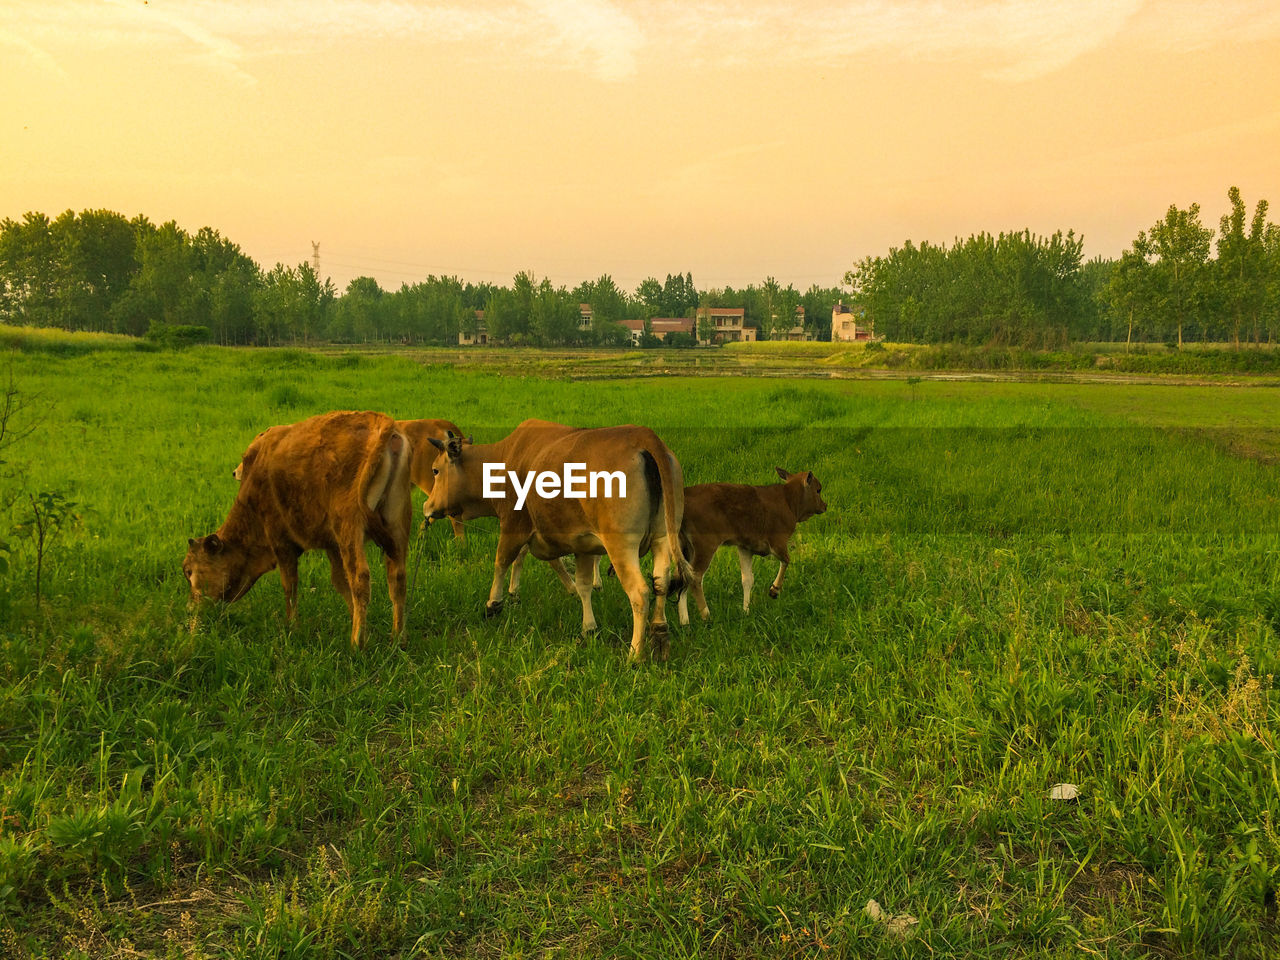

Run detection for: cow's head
[[183, 533, 258, 605], [776, 467, 827, 520], [422, 431, 474, 521]]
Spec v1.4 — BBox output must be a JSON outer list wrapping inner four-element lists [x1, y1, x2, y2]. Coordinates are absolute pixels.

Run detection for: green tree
[[511, 271, 536, 341], [484, 288, 517, 343], [1217, 186, 1271, 348], [0, 212, 59, 327], [1146, 204, 1213, 348], [635, 277, 663, 314], [1106, 239, 1154, 352], [530, 278, 578, 345], [697, 311, 715, 344], [588, 274, 627, 332], [332, 276, 384, 342]]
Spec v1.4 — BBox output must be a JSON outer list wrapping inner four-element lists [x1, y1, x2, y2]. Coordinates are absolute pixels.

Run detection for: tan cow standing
[[677, 468, 827, 625], [423, 419, 693, 661], [185, 410, 413, 647], [414, 421, 602, 601]]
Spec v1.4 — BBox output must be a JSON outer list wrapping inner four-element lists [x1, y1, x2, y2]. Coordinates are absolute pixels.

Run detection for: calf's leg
[[738, 547, 756, 611], [768, 544, 791, 599]]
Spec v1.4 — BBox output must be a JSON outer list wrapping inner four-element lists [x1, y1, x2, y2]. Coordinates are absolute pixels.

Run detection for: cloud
[[0, 26, 68, 78], [2, 0, 1279, 85], [522, 0, 642, 81], [653, 0, 1145, 82]]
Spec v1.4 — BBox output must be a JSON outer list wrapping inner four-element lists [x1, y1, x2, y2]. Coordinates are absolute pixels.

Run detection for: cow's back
[[241, 411, 405, 550], [527, 425, 682, 547]]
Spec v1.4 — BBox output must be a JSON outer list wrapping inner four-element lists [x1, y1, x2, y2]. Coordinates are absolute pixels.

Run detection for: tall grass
[[2, 348, 1280, 955]]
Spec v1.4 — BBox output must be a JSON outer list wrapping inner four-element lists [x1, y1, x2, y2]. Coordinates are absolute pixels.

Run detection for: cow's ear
[[188, 537, 197, 548], [428, 437, 446, 451], [205, 534, 223, 555], [804, 471, 815, 486], [775, 466, 789, 480]]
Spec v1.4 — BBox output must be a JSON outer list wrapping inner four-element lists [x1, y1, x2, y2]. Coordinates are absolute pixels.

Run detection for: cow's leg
[[383, 542, 407, 639], [768, 544, 791, 599], [277, 546, 301, 624], [342, 541, 373, 648], [604, 540, 651, 662], [647, 534, 675, 660], [738, 547, 756, 611], [573, 553, 598, 634], [592, 555, 603, 590], [507, 544, 525, 596], [326, 547, 353, 614], [487, 528, 528, 617], [450, 517, 466, 541], [549, 558, 577, 596], [382, 498, 412, 639]]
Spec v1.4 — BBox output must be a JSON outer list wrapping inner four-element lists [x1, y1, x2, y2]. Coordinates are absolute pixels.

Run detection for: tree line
[[0, 210, 842, 347], [6, 188, 1275, 348], [846, 186, 1280, 348]]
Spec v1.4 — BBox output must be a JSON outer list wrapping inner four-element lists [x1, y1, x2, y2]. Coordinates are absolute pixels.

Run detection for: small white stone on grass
[[1049, 783, 1080, 801]]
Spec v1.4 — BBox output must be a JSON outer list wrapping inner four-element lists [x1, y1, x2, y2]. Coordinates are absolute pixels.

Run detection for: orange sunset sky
[[3, 1, 1279, 293]]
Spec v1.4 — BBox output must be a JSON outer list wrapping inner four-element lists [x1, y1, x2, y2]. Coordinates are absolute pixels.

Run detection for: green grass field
[[3, 345, 1280, 957]]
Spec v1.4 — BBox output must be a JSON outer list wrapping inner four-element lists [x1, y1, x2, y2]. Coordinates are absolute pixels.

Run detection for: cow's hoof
[[769, 586, 780, 599], [484, 600, 505, 618], [651, 625, 670, 661]]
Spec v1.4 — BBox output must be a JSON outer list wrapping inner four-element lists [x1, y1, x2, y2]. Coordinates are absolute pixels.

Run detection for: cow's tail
[[644, 442, 694, 600], [359, 419, 411, 558]]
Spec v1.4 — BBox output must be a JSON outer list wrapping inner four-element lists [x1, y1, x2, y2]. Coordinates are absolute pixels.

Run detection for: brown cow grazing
[[185, 410, 413, 648], [677, 468, 827, 625], [423, 419, 693, 661]]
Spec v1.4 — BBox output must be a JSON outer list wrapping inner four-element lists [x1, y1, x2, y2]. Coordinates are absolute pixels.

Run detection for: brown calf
[[185, 410, 413, 647], [677, 468, 827, 624]]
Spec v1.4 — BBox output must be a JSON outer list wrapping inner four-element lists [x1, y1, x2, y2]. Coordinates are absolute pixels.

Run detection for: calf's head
[[775, 467, 827, 520], [183, 534, 259, 604]]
